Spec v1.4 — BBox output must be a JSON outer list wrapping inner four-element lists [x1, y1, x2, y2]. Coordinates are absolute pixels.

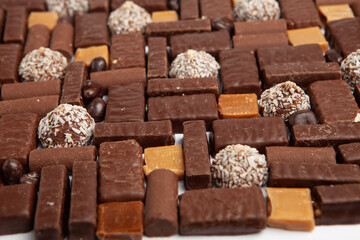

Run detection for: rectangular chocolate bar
[[105, 83, 145, 123], [94, 120, 175, 148], [110, 33, 145, 69], [234, 19, 287, 35], [34, 165, 69, 240], [219, 48, 261, 96], [3, 6, 27, 44], [74, 12, 109, 49], [69, 161, 97, 240], [179, 187, 267, 235], [170, 31, 231, 59], [269, 162, 360, 187], [90, 0, 109, 12], [111, 0, 167, 12], [212, 117, 289, 154], [99, 140, 145, 203], [60, 62, 87, 106], [180, 0, 199, 20], [0, 9, 4, 41], [183, 120, 211, 189], [200, 0, 233, 21], [147, 94, 219, 133], [147, 77, 220, 98], [50, 23, 74, 61], [233, 33, 289, 51], [316, 0, 356, 5], [337, 142, 360, 164], [29, 146, 97, 174], [0, 0, 46, 11], [0, 44, 22, 85], [147, 37, 168, 79], [24, 24, 50, 55]]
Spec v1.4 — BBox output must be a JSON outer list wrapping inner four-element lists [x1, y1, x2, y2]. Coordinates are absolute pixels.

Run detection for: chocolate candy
[[23, 24, 50, 55], [148, 94, 219, 133], [1, 159, 23, 185], [86, 97, 106, 122], [211, 17, 233, 32], [316, 0, 356, 5], [50, 22, 74, 61], [89, 57, 107, 73], [180, 0, 198, 19], [147, 37, 168, 79], [0, 184, 36, 235], [34, 165, 69, 240], [200, 0, 233, 22], [144, 169, 178, 237], [69, 161, 97, 240], [233, 33, 289, 52], [98, 140, 145, 203], [61, 62, 87, 106], [3, 6, 27, 44], [325, 49, 343, 64], [337, 142, 360, 164], [83, 80, 104, 102], [112, 0, 167, 12], [19, 171, 40, 187], [0, 0, 46, 11], [0, 44, 22, 85], [179, 187, 267, 235], [352, 2, 360, 16], [0, 9, 4, 40], [288, 109, 318, 128], [234, 19, 287, 35], [90, 0, 109, 12]]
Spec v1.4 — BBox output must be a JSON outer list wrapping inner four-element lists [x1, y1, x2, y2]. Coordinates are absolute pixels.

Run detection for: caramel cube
[[96, 202, 143, 240], [318, 4, 354, 22], [28, 12, 59, 30], [266, 188, 315, 231], [287, 27, 328, 53], [218, 94, 260, 118], [152, 10, 179, 23], [143, 145, 184, 178], [74, 45, 109, 67]]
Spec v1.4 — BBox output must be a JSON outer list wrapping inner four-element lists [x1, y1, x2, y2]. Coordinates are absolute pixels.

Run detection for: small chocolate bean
[[325, 49, 343, 65], [169, 0, 179, 11], [83, 80, 104, 102], [19, 171, 40, 188], [89, 57, 107, 73], [2, 159, 24, 185], [288, 109, 318, 128], [86, 97, 106, 122], [211, 17, 233, 32]]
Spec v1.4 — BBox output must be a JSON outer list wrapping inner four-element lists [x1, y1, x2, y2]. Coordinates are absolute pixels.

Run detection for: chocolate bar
[[292, 122, 360, 147], [180, 0, 199, 19], [3, 7, 27, 44], [219, 48, 261, 96], [308, 80, 359, 124], [183, 120, 211, 189], [147, 37, 168, 79], [0, 44, 22, 85], [111, 0, 167, 12], [337, 142, 360, 164], [74, 13, 109, 49], [147, 77, 220, 98], [313, 183, 360, 225], [1, 79, 61, 100], [110, 33, 145, 69], [23, 24, 50, 55], [0, 9, 4, 41], [29, 146, 97, 174], [179, 187, 267, 235], [144, 169, 178, 237], [269, 162, 360, 187], [90, 0, 109, 12], [0, 0, 46, 11], [34, 165, 69, 240], [170, 31, 231, 59], [234, 19, 287, 35], [69, 161, 97, 240], [212, 117, 289, 154], [352, 2, 360, 16], [200, 0, 233, 22], [233, 33, 289, 52], [94, 120, 174, 148], [60, 62, 87, 106], [50, 23, 74, 60], [98, 140, 145, 203], [147, 94, 219, 133], [105, 83, 145, 123], [316, 0, 356, 5]]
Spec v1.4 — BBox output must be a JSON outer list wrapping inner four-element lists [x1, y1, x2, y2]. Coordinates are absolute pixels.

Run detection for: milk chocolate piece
[[147, 37, 168, 79], [234, 19, 287, 35], [74, 13, 109, 49], [313, 183, 360, 225], [29, 146, 97, 174], [316, 0, 356, 5], [288, 109, 318, 127], [147, 77, 220, 97], [212, 117, 289, 154], [0, 9, 4, 41], [219, 48, 261, 96], [60, 62, 87, 106], [179, 187, 267, 235], [23, 24, 50, 55], [98, 140, 145, 203], [69, 161, 97, 240], [180, 0, 199, 20], [200, 0, 233, 22], [105, 83, 145, 122], [147, 94, 219, 133], [170, 30, 231, 59], [111, 0, 167, 12], [34, 165, 69, 240], [0, 184, 36, 235], [233, 33, 289, 52], [50, 23, 74, 60], [90, 0, 109, 12], [144, 169, 178, 237], [0, 44, 22, 85], [183, 120, 211, 189], [94, 120, 175, 148], [110, 33, 145, 69], [3, 7, 27, 44], [337, 142, 360, 164], [0, 0, 45, 11]]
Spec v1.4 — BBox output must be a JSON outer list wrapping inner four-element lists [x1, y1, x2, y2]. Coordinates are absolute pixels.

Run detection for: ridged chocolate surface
[[3, 6, 27, 44], [89, 0, 109, 12], [200, 0, 233, 21], [233, 33, 289, 51], [60, 62, 87, 106], [234, 19, 287, 35], [111, 0, 167, 12], [24, 24, 50, 55], [338, 142, 360, 164], [0, 44, 22, 85], [180, 0, 199, 20], [147, 37, 168, 79], [50, 23, 74, 60]]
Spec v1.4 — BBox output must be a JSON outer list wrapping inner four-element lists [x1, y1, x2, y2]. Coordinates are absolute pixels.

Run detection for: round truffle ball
[[341, 49, 360, 92], [169, 49, 220, 79], [108, 1, 152, 34], [259, 81, 311, 121], [211, 144, 268, 188], [234, 0, 280, 21], [46, 0, 89, 18], [18, 47, 67, 82], [38, 104, 95, 148]]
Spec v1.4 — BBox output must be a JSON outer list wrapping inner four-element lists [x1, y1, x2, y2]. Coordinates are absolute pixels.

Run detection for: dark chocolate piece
[[212, 117, 289, 154], [29, 146, 97, 174], [69, 161, 97, 240], [0, 9, 4, 41], [147, 37, 168, 79], [24, 24, 50, 56], [180, 0, 199, 20], [98, 139, 145, 203], [111, 0, 167, 12], [82, 80, 104, 102], [94, 120, 175, 148], [86, 97, 106, 122], [147, 77, 219, 98], [3, 6, 27, 44], [1, 159, 24, 185], [211, 17, 233, 32], [0, 184, 36, 235], [60, 62, 87, 106], [325, 49, 343, 64], [183, 120, 211, 189], [200, 0, 233, 22], [352, 2, 360, 16], [0, 44, 22, 85], [144, 169, 178, 237], [288, 109, 318, 127], [148, 94, 219, 133], [179, 187, 267, 235], [337, 142, 360, 164], [50, 23, 74, 60], [19, 171, 40, 187], [0, 0, 46, 11], [89, 0, 109, 12], [110, 33, 145, 69], [34, 165, 68, 240], [355, 84, 360, 107], [169, 0, 179, 11], [233, 33, 289, 52], [89, 57, 107, 73], [269, 162, 360, 187], [234, 19, 287, 35]]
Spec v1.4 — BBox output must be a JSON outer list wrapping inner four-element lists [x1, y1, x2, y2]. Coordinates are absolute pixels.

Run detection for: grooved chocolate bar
[[98, 140, 145, 203], [24, 24, 50, 55], [0, 0, 45, 11], [60, 62, 87, 106], [233, 33, 289, 51], [111, 0, 167, 12], [337, 142, 360, 164], [180, 0, 199, 20], [147, 37, 168, 79], [200, 0, 233, 21], [90, 0, 109, 12], [234, 19, 287, 35], [0, 44, 26, 84], [50, 23, 74, 60], [3, 7, 27, 44]]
